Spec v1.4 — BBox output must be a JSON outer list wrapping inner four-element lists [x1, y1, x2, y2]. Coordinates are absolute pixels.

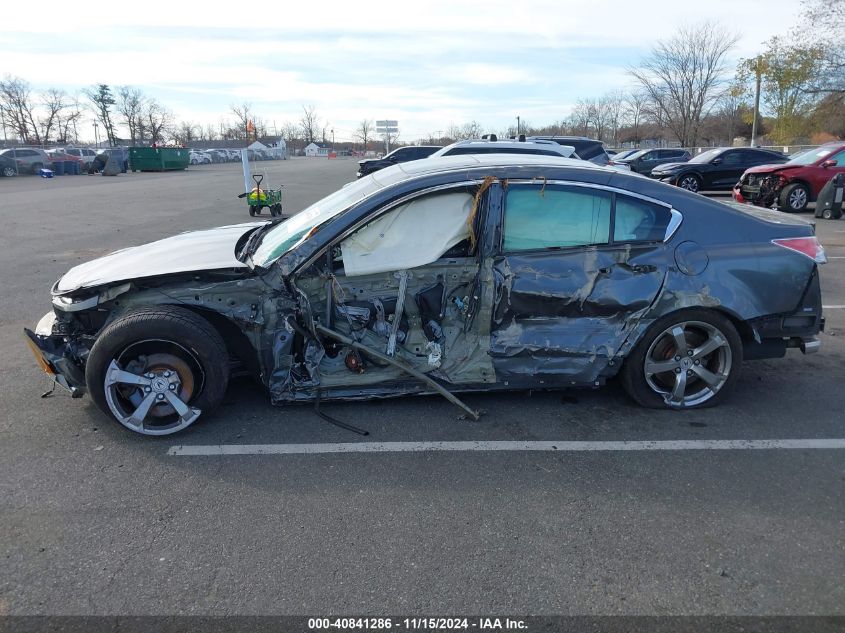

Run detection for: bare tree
[[446, 120, 484, 141], [230, 102, 253, 141], [143, 99, 171, 145], [38, 88, 71, 144], [630, 22, 739, 147], [116, 86, 146, 145], [624, 90, 650, 144], [799, 0, 844, 94], [57, 94, 84, 143], [603, 90, 626, 145], [356, 119, 374, 149], [0, 75, 39, 143], [569, 100, 592, 136], [175, 121, 200, 145], [299, 105, 319, 144]]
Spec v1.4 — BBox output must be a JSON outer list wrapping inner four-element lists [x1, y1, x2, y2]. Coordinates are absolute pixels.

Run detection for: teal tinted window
[[503, 186, 611, 251]]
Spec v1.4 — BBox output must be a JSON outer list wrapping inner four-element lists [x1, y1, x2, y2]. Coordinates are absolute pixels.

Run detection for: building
[[304, 142, 331, 157]]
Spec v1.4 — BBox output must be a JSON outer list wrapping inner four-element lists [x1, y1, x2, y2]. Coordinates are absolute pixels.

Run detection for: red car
[[734, 142, 845, 212]]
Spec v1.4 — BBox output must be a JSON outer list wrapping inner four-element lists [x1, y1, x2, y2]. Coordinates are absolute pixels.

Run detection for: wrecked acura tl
[[25, 155, 826, 435]]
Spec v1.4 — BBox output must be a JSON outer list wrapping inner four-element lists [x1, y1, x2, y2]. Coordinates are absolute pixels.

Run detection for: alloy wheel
[[103, 342, 203, 435], [789, 187, 808, 210], [679, 176, 700, 193], [643, 321, 732, 408]]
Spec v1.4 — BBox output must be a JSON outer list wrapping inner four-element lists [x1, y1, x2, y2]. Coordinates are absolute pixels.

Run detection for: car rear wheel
[[779, 183, 810, 213], [621, 309, 742, 409], [677, 174, 701, 193], [86, 306, 229, 435]]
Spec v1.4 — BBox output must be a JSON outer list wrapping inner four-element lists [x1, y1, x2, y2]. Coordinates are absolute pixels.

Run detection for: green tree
[[84, 84, 117, 146], [738, 38, 825, 143]]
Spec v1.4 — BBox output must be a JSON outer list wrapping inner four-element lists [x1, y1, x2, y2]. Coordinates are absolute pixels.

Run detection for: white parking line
[[168, 438, 845, 456], [823, 305, 845, 309]]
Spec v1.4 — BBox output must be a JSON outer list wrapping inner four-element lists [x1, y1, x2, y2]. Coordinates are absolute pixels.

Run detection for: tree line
[[1, 0, 841, 150]]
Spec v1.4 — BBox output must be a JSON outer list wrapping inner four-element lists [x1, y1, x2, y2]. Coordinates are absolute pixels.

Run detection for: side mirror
[[711, 157, 723, 165], [821, 159, 837, 168]]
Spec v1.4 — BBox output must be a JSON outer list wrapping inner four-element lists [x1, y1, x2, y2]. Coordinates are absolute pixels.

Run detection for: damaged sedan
[[25, 155, 826, 435]]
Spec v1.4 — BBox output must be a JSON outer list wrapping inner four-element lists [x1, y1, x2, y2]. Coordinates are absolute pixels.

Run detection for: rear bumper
[[745, 268, 824, 359]]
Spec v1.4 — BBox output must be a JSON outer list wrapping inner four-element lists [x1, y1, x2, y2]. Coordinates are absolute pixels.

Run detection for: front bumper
[[23, 311, 86, 396]]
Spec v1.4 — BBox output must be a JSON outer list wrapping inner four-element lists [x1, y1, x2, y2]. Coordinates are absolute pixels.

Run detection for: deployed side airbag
[[340, 192, 473, 276]]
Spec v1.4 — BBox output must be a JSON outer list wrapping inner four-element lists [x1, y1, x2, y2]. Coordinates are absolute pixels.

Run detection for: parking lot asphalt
[[1, 160, 843, 616]]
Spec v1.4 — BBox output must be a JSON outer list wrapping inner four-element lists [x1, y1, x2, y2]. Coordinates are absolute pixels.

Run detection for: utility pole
[[93, 121, 99, 147], [750, 55, 763, 147], [331, 128, 335, 147], [516, 116, 520, 136]]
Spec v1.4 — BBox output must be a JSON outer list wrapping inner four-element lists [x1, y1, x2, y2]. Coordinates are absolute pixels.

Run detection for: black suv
[[651, 147, 787, 193], [356, 145, 442, 178], [614, 148, 691, 176], [528, 136, 609, 165]]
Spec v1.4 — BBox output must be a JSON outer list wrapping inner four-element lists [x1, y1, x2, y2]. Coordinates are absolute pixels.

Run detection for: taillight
[[772, 237, 827, 264]]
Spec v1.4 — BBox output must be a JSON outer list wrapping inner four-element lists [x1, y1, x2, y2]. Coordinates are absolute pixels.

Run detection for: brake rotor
[[120, 353, 195, 418]]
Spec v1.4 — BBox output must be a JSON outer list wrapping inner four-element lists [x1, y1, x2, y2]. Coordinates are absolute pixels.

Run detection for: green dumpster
[[129, 147, 190, 172]]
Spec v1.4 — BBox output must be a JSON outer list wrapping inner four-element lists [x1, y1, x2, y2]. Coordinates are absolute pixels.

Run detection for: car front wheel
[[2, 165, 15, 177], [677, 174, 701, 193], [779, 183, 810, 213], [85, 306, 229, 435], [621, 310, 742, 409]]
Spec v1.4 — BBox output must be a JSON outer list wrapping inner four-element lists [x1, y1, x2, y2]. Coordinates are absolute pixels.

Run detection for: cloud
[[1, 0, 804, 141]]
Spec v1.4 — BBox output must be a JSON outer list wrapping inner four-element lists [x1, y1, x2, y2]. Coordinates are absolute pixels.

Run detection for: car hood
[[54, 222, 266, 294], [652, 162, 689, 173], [743, 162, 800, 175]]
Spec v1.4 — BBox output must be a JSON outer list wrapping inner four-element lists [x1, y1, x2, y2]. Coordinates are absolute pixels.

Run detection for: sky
[[1, 0, 803, 143]]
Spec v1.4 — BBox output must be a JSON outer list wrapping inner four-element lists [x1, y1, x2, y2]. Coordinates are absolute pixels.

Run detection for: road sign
[[376, 120, 399, 133]]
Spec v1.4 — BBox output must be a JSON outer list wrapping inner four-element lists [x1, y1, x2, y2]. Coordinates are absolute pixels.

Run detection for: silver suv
[[431, 137, 576, 158], [0, 148, 52, 174]]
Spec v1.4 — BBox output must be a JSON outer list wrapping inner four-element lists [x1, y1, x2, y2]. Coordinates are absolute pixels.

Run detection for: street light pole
[[93, 121, 99, 147], [750, 55, 763, 147], [331, 128, 335, 147], [516, 116, 520, 136]]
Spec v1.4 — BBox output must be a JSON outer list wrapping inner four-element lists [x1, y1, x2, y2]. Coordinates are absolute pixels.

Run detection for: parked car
[[0, 153, 17, 177], [615, 148, 691, 176], [189, 150, 211, 165], [430, 138, 576, 158], [0, 147, 52, 174], [356, 145, 442, 178], [650, 147, 787, 193], [25, 154, 825, 436], [734, 142, 845, 213], [57, 147, 98, 167], [611, 149, 641, 161], [528, 136, 610, 165]]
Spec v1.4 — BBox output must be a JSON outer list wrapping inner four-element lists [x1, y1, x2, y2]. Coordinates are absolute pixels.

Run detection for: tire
[[85, 306, 229, 435], [249, 206, 257, 217], [778, 183, 810, 213], [821, 206, 842, 220], [190, 159, 198, 165], [677, 174, 701, 193], [621, 309, 742, 410], [31, 162, 43, 175], [1, 165, 15, 177]]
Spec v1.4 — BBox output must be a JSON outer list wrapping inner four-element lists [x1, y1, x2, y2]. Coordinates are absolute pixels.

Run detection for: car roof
[[432, 140, 576, 158], [364, 154, 607, 188]]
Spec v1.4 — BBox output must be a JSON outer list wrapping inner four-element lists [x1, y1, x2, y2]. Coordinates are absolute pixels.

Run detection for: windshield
[[624, 150, 648, 160], [251, 172, 390, 267], [787, 147, 834, 165], [689, 148, 724, 164]]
